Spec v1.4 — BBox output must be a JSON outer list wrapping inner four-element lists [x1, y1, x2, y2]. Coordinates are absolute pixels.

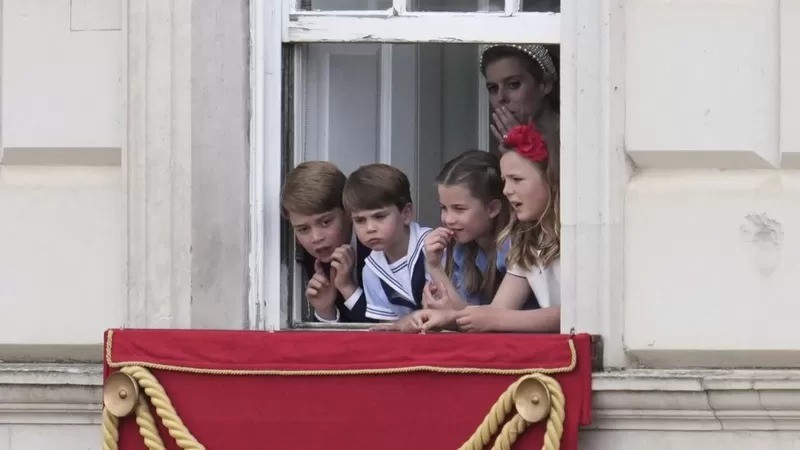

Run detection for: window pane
[[407, 0, 503, 12], [297, 43, 482, 228], [297, 0, 392, 10], [520, 0, 560, 12]]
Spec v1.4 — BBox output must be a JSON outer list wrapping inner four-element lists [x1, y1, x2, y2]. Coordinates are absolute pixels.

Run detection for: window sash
[[288, 0, 527, 15], [283, 0, 560, 44], [284, 13, 559, 43]]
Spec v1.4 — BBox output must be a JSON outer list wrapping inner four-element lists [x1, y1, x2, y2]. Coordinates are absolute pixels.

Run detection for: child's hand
[[329, 244, 357, 298], [424, 227, 453, 268], [419, 309, 459, 333], [306, 260, 338, 320], [456, 306, 506, 333], [422, 281, 467, 311], [370, 311, 427, 333]]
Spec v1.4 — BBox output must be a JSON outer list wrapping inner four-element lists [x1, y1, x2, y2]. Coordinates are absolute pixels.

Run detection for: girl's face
[[438, 184, 501, 244], [485, 56, 551, 122], [500, 151, 549, 222]]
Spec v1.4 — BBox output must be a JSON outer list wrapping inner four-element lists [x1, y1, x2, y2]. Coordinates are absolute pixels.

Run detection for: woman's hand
[[490, 106, 524, 144], [456, 306, 507, 333], [424, 227, 453, 268]]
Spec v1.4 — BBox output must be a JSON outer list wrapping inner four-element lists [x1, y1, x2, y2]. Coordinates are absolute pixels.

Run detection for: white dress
[[507, 258, 561, 308]]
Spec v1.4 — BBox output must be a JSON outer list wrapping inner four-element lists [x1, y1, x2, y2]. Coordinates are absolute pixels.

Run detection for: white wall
[[0, 0, 124, 356], [622, 0, 800, 367]]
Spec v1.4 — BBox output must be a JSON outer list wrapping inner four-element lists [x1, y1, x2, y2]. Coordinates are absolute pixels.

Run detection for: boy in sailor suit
[[342, 164, 432, 321]]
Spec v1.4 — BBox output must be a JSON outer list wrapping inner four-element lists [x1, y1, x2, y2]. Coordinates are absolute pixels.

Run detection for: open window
[[265, 0, 562, 327]]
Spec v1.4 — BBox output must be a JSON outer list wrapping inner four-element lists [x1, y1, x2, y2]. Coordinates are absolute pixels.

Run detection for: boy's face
[[351, 203, 412, 253], [288, 208, 350, 263]]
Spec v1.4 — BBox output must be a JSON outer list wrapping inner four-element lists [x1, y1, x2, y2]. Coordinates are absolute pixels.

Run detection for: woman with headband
[[481, 43, 559, 164]]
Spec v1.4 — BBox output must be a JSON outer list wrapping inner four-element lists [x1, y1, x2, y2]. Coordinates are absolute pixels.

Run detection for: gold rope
[[460, 373, 566, 450], [133, 395, 166, 450], [101, 408, 119, 450], [101, 366, 205, 450]]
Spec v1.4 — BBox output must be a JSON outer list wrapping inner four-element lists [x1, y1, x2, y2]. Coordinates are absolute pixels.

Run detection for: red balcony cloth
[[104, 330, 592, 450]]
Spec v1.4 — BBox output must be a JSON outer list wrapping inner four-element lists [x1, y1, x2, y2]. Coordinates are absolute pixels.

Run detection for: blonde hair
[[437, 151, 509, 300], [343, 164, 412, 212], [280, 161, 346, 217], [498, 137, 560, 271]]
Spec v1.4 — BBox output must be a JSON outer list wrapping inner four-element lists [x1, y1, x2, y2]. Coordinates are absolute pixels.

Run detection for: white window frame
[[250, 0, 627, 367]]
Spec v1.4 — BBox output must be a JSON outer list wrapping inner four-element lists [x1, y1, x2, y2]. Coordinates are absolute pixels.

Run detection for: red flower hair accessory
[[502, 123, 549, 163]]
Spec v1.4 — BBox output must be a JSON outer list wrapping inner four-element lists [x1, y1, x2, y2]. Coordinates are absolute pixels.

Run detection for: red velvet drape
[[104, 330, 592, 450]]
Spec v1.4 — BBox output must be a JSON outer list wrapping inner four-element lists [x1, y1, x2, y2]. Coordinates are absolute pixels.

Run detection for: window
[[273, 0, 562, 327], [252, 0, 627, 369]]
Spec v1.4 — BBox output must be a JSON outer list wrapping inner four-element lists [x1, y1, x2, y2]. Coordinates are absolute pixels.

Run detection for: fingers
[[421, 292, 431, 309], [420, 310, 455, 332], [456, 317, 473, 332], [422, 282, 446, 310], [491, 111, 508, 138], [305, 286, 319, 298], [314, 259, 325, 276], [422, 283, 435, 309], [491, 123, 504, 142], [496, 106, 520, 129], [370, 318, 420, 334], [328, 266, 339, 284], [330, 245, 354, 285], [424, 230, 451, 259], [306, 273, 328, 298], [369, 323, 399, 332], [493, 107, 523, 143], [425, 228, 451, 247], [331, 245, 354, 268], [428, 282, 442, 299], [423, 282, 435, 298], [409, 312, 426, 330]]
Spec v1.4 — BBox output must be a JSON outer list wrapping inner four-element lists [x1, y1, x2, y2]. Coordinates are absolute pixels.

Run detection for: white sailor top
[[361, 222, 432, 321]]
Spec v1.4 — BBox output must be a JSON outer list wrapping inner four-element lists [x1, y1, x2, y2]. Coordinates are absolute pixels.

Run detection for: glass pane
[[296, 43, 482, 228], [520, 0, 560, 12], [297, 0, 392, 11], [407, 0, 504, 12]]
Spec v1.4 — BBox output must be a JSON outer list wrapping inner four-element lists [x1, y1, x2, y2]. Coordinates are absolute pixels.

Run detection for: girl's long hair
[[498, 138, 560, 271], [436, 150, 509, 300]]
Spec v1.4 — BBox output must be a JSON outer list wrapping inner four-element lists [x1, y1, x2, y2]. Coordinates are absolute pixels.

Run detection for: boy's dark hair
[[343, 164, 412, 212], [280, 161, 346, 217]]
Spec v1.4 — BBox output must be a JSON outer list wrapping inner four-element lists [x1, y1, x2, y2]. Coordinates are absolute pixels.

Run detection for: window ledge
[[0, 363, 102, 425], [4, 364, 800, 430], [591, 369, 800, 431]]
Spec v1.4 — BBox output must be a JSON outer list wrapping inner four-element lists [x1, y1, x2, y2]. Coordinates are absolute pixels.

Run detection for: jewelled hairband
[[479, 43, 558, 81]]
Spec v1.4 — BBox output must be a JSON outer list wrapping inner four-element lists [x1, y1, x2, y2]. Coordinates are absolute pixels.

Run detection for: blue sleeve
[[496, 238, 511, 272]]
